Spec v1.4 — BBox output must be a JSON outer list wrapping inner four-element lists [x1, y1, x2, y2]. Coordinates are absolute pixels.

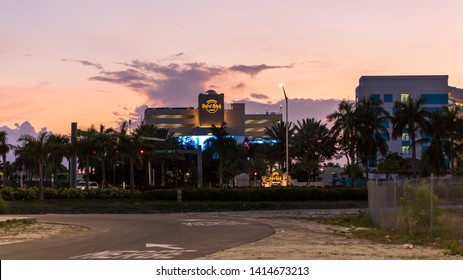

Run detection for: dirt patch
[[0, 222, 88, 245], [1, 210, 461, 259], [197, 210, 462, 260]]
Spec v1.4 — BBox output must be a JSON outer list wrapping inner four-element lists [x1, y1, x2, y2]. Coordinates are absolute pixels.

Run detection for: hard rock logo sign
[[201, 99, 222, 114]]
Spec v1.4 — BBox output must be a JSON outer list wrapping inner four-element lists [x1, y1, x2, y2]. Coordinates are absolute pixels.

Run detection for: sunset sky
[[1, 0, 463, 137]]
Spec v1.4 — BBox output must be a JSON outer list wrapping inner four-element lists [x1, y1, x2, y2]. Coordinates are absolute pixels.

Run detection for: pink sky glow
[[1, 0, 463, 135]]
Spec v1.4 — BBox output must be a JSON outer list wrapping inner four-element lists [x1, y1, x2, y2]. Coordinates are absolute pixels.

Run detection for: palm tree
[[419, 110, 448, 176], [392, 96, 430, 177], [292, 118, 335, 184], [0, 131, 13, 187], [355, 97, 390, 179], [442, 105, 463, 175], [133, 124, 175, 186], [115, 122, 139, 187], [47, 133, 70, 188], [17, 132, 52, 200], [94, 125, 117, 189], [76, 127, 99, 189], [264, 121, 295, 172], [328, 100, 359, 185], [204, 122, 238, 187]]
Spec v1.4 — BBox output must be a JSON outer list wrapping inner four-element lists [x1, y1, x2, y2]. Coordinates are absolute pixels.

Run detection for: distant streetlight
[[279, 83, 289, 186]]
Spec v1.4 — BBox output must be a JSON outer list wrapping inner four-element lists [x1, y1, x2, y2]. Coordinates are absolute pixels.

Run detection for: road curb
[[0, 216, 37, 223]]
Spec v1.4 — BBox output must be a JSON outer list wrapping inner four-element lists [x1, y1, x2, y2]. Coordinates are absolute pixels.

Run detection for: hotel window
[[401, 146, 410, 155], [401, 94, 410, 102], [384, 94, 393, 103], [370, 94, 380, 101], [402, 132, 410, 141], [420, 94, 448, 105]]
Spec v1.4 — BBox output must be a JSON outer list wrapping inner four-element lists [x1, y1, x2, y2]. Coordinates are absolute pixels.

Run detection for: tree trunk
[[38, 161, 44, 200], [2, 154, 7, 187], [449, 136, 455, 176], [411, 132, 417, 178], [101, 157, 106, 189], [129, 156, 135, 187], [161, 159, 166, 186], [219, 157, 224, 187], [85, 156, 90, 190], [364, 158, 369, 180]]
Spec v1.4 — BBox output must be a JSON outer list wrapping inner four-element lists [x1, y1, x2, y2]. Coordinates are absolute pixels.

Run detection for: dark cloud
[[250, 93, 270, 100], [90, 61, 224, 106], [90, 68, 153, 86], [232, 82, 246, 89], [229, 64, 292, 77], [61, 58, 103, 70], [86, 59, 336, 128]]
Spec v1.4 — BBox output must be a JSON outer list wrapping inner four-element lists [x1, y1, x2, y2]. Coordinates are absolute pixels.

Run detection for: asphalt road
[[0, 213, 274, 260]]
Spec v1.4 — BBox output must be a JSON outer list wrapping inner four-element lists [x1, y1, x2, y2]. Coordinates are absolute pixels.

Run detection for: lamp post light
[[279, 83, 289, 186]]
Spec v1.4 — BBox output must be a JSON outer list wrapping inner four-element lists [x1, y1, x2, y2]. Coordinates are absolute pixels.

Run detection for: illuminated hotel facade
[[143, 90, 282, 143], [356, 75, 463, 164]]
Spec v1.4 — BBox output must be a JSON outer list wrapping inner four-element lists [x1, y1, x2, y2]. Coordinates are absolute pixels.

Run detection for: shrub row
[[0, 186, 367, 201], [181, 187, 367, 201], [0, 195, 7, 214], [0, 187, 142, 200]]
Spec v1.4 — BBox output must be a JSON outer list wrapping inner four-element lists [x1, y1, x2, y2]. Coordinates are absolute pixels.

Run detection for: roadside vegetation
[[321, 209, 463, 257], [0, 195, 7, 214], [1, 186, 367, 214], [1, 98, 463, 194]]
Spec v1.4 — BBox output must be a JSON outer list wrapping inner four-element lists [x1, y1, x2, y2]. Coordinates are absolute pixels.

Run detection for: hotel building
[[356, 75, 463, 165], [143, 90, 282, 144]]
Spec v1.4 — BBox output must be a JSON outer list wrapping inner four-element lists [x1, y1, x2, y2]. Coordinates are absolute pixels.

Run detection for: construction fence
[[368, 176, 463, 236]]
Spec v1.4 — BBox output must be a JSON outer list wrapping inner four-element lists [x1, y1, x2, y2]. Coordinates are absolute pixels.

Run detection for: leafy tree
[[377, 152, 410, 179], [243, 139, 273, 182], [291, 159, 320, 184]]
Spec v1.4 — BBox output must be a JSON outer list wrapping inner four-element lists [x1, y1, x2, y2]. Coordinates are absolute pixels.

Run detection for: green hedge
[[1, 186, 367, 201], [0, 195, 7, 214]]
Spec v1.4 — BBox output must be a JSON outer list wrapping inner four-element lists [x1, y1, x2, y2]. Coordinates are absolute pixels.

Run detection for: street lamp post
[[279, 83, 289, 186]]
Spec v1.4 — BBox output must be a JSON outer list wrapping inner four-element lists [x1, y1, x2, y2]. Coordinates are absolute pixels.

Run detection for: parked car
[[76, 181, 99, 190]]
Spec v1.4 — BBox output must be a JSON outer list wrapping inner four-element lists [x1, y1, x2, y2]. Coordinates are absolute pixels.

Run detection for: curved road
[[0, 213, 274, 260]]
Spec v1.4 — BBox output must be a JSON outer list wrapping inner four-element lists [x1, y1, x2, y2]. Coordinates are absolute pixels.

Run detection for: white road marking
[[71, 243, 196, 259], [145, 243, 183, 250]]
